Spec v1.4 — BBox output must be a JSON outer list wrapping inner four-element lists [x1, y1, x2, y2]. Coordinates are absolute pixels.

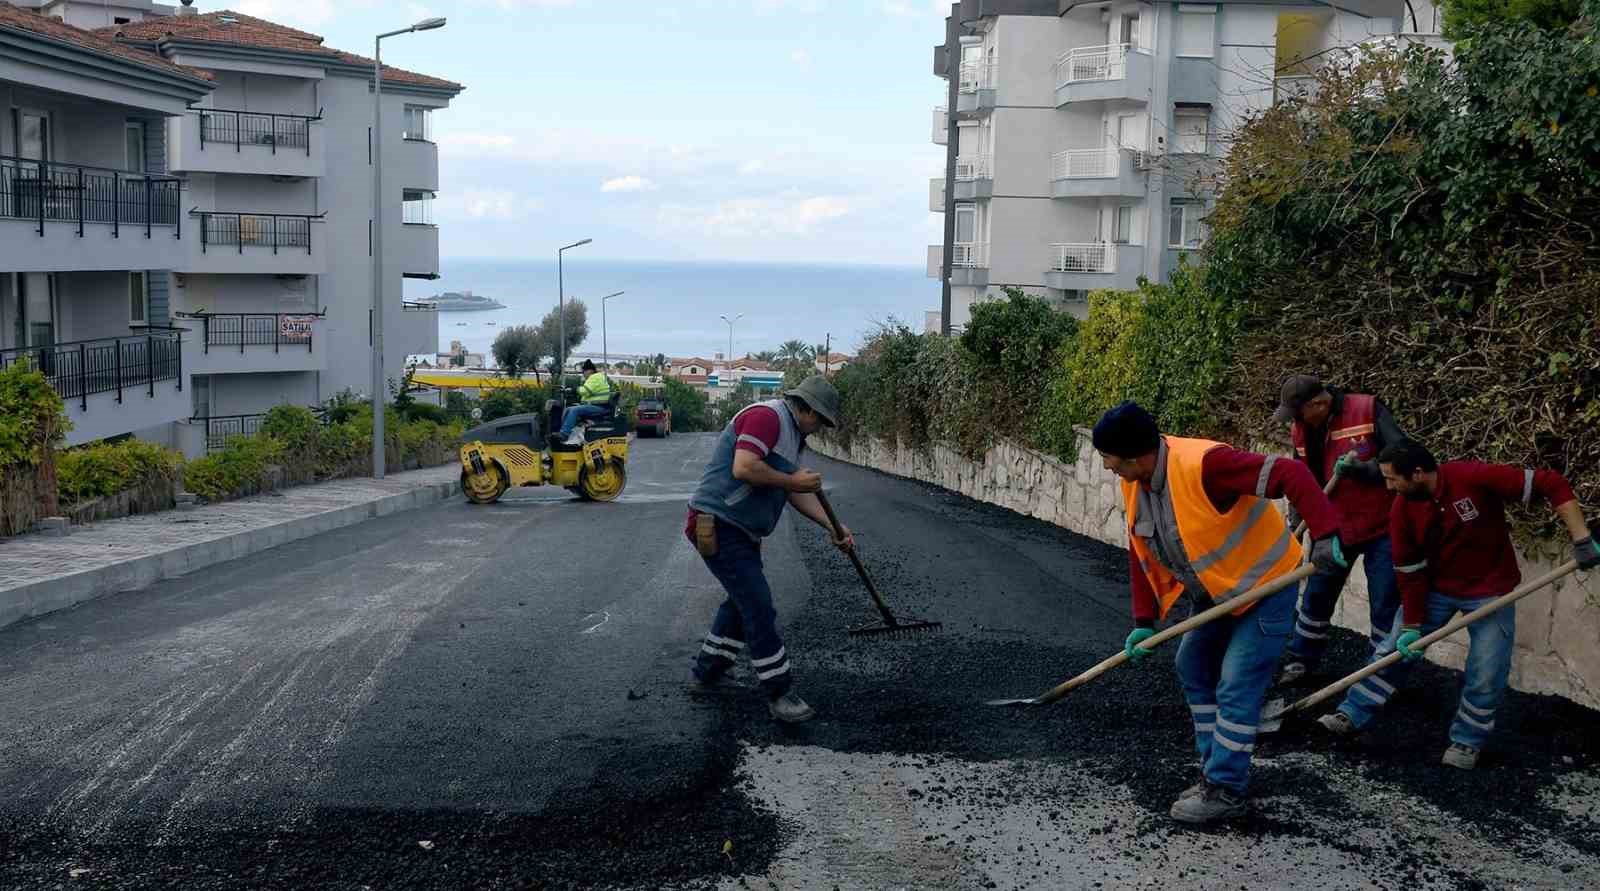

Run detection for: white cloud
[[441, 190, 542, 221], [231, 0, 339, 27], [737, 160, 766, 175], [789, 49, 811, 69], [881, 0, 948, 19], [600, 175, 658, 193], [656, 195, 852, 238]]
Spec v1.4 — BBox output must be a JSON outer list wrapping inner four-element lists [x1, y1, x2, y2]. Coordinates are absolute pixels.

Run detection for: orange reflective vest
[[1123, 437, 1301, 621]]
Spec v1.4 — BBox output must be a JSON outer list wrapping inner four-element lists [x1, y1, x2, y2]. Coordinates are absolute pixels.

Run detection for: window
[[1115, 113, 1146, 150], [1175, 111, 1209, 154], [1113, 206, 1134, 244], [114, 17, 131, 25], [1119, 12, 1142, 49], [954, 205, 976, 243], [403, 190, 435, 225], [1178, 11, 1216, 57], [1168, 202, 1206, 248], [192, 374, 211, 420], [17, 110, 49, 162], [128, 272, 148, 325], [125, 121, 147, 173], [402, 105, 432, 141]]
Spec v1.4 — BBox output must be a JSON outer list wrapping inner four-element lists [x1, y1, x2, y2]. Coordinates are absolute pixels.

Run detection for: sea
[[402, 258, 937, 363]]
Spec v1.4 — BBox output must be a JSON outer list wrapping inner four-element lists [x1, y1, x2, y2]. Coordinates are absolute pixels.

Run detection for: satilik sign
[[279, 315, 316, 338]]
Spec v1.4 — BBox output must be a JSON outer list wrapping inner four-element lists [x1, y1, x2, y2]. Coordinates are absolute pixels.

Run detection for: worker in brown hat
[[1273, 374, 1410, 685]]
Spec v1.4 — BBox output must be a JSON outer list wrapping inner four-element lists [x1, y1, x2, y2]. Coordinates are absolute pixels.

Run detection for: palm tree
[[776, 340, 815, 371], [753, 350, 778, 364]]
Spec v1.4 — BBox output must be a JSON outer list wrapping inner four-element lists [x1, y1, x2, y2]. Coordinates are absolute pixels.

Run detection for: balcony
[[1054, 43, 1153, 106], [1, 330, 187, 446], [1051, 147, 1146, 200], [955, 61, 996, 115], [181, 212, 326, 276], [954, 154, 993, 200], [1045, 242, 1145, 292], [0, 156, 184, 273], [393, 300, 440, 358], [932, 106, 948, 145], [929, 177, 946, 213], [397, 223, 441, 280], [185, 312, 326, 375], [393, 136, 440, 193], [927, 242, 990, 286], [170, 109, 325, 179]]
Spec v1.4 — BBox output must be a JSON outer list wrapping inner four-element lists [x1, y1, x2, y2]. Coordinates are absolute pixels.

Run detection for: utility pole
[[823, 332, 831, 375], [939, 14, 963, 338]]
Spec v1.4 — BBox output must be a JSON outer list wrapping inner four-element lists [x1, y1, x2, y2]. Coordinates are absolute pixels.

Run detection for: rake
[[815, 491, 943, 641]]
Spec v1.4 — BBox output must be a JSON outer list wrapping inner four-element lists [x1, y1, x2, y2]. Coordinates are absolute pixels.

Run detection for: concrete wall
[[812, 431, 1600, 712]]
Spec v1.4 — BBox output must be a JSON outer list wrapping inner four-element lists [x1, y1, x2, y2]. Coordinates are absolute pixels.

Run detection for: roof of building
[[98, 10, 461, 91], [0, 5, 213, 82], [817, 353, 853, 364], [671, 357, 716, 369]]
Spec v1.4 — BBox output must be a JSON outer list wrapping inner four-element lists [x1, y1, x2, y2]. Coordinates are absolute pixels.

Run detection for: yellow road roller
[[458, 394, 628, 504]]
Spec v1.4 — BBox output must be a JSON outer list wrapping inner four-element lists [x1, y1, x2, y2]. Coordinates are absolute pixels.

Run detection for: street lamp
[[719, 313, 743, 366], [371, 15, 446, 480], [601, 291, 625, 370], [557, 238, 592, 385]]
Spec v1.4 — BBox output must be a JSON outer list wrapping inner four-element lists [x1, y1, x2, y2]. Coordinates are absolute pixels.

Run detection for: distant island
[[416, 291, 506, 312]]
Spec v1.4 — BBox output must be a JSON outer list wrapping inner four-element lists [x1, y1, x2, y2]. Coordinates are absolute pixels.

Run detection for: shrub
[[663, 378, 710, 432], [400, 401, 449, 424], [184, 435, 284, 501], [56, 439, 182, 505], [0, 360, 68, 535]]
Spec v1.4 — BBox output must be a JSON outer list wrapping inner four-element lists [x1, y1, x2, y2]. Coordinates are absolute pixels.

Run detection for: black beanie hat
[[1092, 401, 1160, 459]]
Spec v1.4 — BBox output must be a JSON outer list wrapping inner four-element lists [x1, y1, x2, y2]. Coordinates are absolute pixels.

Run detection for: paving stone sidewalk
[[0, 466, 460, 630]]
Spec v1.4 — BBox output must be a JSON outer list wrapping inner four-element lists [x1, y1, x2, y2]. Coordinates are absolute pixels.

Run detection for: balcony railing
[[197, 108, 319, 156], [955, 154, 993, 181], [932, 105, 948, 144], [953, 242, 989, 268], [199, 313, 315, 353], [0, 330, 182, 412], [958, 60, 995, 93], [1051, 148, 1119, 180], [1274, 75, 1320, 104], [197, 212, 316, 254], [1055, 43, 1133, 86], [196, 413, 264, 453], [1051, 242, 1115, 274], [1, 155, 181, 238]]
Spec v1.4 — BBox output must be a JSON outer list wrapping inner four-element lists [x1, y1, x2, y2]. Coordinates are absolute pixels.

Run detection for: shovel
[[986, 564, 1317, 707], [1259, 560, 1580, 730], [815, 491, 943, 641]]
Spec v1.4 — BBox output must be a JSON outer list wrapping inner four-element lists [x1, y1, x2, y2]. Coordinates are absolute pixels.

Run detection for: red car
[[634, 398, 672, 437]]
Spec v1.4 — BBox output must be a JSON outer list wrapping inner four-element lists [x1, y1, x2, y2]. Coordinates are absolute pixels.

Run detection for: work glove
[[1334, 451, 1378, 482], [1310, 534, 1350, 574], [1124, 627, 1155, 663], [1395, 627, 1425, 661], [1573, 536, 1600, 571]]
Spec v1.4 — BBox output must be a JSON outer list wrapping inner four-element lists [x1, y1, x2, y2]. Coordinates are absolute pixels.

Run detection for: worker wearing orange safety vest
[[1093, 401, 1346, 825]]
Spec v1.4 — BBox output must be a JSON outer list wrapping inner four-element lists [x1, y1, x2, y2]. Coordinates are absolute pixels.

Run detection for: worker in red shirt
[[1318, 440, 1600, 769], [1095, 402, 1347, 824]]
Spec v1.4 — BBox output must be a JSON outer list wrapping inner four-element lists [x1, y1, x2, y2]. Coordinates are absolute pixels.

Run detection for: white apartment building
[[1, 0, 460, 455], [927, 0, 1441, 332]]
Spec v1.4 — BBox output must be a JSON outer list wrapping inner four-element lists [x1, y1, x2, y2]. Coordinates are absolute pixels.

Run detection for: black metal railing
[[198, 108, 319, 156], [196, 413, 264, 453], [197, 212, 316, 254], [1, 155, 181, 238], [0, 330, 183, 412], [201, 313, 315, 353]]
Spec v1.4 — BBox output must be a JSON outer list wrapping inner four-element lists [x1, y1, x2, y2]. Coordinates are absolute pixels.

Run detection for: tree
[[492, 325, 544, 379], [714, 381, 758, 428], [753, 350, 777, 364], [535, 299, 590, 371], [662, 378, 710, 432], [775, 340, 816, 371], [1440, 0, 1582, 36]]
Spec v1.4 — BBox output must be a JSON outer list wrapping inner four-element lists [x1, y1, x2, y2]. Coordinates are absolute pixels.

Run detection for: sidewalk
[[0, 466, 461, 631]]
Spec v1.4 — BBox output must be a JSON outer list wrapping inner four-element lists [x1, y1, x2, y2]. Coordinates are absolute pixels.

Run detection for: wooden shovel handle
[[1283, 560, 1580, 717], [816, 490, 898, 626]]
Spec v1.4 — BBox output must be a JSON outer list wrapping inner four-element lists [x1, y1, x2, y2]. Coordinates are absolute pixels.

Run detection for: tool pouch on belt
[[695, 513, 718, 558]]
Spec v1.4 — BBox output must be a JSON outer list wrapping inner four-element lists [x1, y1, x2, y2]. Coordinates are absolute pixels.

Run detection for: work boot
[[1169, 782, 1247, 824], [1442, 743, 1479, 770], [565, 428, 586, 445], [768, 692, 816, 724], [1317, 712, 1358, 737], [1276, 661, 1310, 686], [1178, 780, 1206, 801]]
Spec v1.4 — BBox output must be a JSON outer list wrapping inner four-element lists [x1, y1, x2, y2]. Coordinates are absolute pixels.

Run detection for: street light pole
[[371, 15, 446, 480], [557, 238, 592, 386], [600, 290, 624, 369], [719, 312, 743, 366]]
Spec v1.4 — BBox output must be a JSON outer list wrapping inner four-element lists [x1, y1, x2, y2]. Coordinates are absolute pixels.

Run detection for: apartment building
[[927, 0, 1440, 332], [0, 0, 461, 455]]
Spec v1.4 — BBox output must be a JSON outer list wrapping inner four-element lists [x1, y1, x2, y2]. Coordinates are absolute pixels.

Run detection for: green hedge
[[57, 439, 183, 504], [0, 360, 69, 535], [184, 435, 285, 501]]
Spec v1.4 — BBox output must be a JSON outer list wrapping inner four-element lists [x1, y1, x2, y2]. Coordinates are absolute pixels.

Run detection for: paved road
[[2, 433, 1598, 889]]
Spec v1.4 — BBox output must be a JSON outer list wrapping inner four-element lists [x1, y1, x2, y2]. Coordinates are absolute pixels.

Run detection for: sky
[[227, 0, 954, 266]]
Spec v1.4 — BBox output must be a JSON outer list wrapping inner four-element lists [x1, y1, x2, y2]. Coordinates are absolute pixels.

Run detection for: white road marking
[[581, 611, 612, 634]]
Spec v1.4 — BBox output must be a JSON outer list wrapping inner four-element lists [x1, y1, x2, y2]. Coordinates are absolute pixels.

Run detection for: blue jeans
[[559, 403, 607, 436], [1288, 536, 1401, 664], [692, 518, 793, 698], [1174, 580, 1299, 796], [1337, 592, 1514, 750]]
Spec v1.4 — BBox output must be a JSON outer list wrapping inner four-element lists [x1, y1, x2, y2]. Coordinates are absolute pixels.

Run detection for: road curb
[[0, 477, 461, 632]]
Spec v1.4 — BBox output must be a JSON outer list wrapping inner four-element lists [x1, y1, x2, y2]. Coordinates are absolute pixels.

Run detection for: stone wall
[[812, 432, 1600, 711]]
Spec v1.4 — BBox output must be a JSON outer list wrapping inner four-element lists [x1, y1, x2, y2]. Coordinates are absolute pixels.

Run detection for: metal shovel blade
[[1257, 697, 1290, 734], [984, 696, 1046, 708]]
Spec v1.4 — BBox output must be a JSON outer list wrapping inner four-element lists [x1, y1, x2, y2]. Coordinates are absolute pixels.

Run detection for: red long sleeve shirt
[[1130, 447, 1341, 625], [1392, 461, 1575, 626]]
